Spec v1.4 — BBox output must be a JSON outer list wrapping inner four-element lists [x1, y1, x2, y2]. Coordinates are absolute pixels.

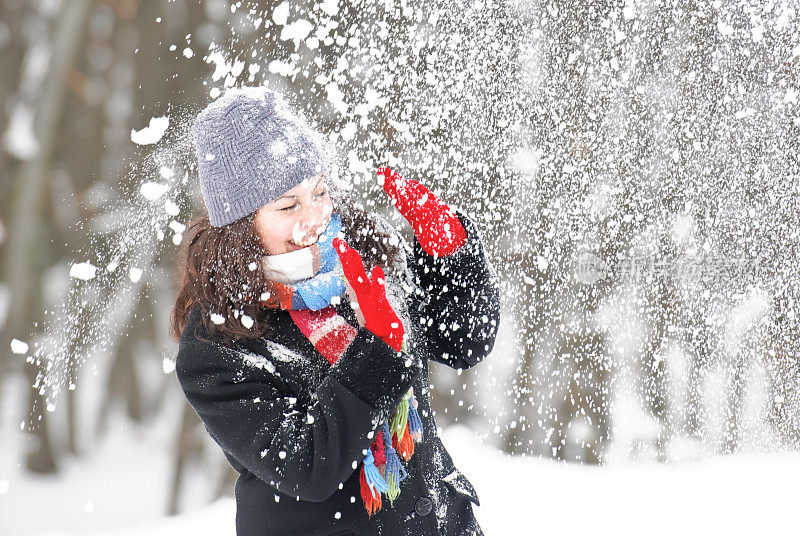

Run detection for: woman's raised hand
[[377, 167, 467, 258], [333, 238, 405, 352]]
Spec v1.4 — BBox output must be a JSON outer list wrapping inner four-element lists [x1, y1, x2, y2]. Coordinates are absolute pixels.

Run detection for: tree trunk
[[0, 0, 93, 472], [168, 403, 203, 515]]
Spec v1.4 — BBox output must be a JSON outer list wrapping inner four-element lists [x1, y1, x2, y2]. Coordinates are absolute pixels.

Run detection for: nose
[[298, 202, 319, 225], [296, 201, 327, 237]]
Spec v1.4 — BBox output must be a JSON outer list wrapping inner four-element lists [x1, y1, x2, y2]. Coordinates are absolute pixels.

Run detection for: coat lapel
[[237, 298, 361, 393]]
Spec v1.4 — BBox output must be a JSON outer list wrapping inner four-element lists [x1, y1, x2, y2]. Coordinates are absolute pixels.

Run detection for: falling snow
[[9, 0, 800, 532], [130, 116, 170, 145]]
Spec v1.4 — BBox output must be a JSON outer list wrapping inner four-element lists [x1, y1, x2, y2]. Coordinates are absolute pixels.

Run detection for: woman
[[171, 86, 500, 536]]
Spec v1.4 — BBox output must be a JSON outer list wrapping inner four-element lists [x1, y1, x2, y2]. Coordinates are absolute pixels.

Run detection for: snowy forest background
[[1, 0, 799, 534]]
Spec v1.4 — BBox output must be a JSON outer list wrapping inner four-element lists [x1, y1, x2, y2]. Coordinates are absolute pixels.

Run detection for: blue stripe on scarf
[[291, 212, 347, 311]]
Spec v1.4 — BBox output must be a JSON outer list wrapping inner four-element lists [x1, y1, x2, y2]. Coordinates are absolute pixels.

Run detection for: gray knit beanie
[[192, 86, 330, 227]]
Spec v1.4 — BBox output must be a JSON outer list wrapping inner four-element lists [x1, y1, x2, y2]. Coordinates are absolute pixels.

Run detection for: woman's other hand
[[377, 167, 467, 258]]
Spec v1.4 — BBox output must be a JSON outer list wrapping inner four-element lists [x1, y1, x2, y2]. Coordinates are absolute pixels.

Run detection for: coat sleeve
[[175, 326, 422, 503], [406, 209, 501, 370]]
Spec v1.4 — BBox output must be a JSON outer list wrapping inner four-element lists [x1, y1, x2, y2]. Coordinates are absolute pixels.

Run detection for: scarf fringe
[[362, 383, 423, 514], [390, 390, 411, 442], [359, 463, 382, 517], [408, 392, 424, 442], [361, 450, 389, 510]]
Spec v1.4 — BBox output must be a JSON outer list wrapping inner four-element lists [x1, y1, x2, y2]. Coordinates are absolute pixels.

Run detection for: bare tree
[[1, 0, 94, 473]]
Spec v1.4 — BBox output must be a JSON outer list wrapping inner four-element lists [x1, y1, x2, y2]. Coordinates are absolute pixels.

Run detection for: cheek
[[255, 214, 290, 253]]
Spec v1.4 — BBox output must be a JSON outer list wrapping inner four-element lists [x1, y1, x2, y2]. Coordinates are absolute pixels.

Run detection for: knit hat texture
[[192, 86, 329, 227]]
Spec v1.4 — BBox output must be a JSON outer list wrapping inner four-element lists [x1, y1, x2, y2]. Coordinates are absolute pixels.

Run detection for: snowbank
[[4, 422, 799, 535]]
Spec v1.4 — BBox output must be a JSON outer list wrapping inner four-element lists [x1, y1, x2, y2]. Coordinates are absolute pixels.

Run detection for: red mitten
[[378, 167, 467, 257], [333, 238, 405, 352]]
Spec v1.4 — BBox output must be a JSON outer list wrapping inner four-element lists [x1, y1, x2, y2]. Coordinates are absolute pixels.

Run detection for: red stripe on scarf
[[289, 306, 358, 365], [275, 283, 294, 310]]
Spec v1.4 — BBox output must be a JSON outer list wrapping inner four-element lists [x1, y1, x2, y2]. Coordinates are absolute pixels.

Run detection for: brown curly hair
[[169, 190, 403, 347]]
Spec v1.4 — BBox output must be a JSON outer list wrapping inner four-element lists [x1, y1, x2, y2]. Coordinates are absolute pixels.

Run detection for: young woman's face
[[253, 174, 333, 255]]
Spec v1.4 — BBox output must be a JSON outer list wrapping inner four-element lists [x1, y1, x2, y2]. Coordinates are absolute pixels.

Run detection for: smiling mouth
[[288, 216, 331, 250], [288, 235, 320, 248]]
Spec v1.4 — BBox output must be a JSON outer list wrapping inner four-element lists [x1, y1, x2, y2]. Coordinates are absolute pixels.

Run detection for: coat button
[[415, 497, 433, 516]]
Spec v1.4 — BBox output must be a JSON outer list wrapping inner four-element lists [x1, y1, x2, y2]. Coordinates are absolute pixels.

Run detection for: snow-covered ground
[[2, 406, 799, 535]]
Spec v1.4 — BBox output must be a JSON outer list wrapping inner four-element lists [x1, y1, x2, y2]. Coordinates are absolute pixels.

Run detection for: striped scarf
[[259, 212, 424, 516]]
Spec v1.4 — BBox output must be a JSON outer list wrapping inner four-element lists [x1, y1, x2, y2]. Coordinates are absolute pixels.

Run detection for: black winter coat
[[176, 210, 501, 536]]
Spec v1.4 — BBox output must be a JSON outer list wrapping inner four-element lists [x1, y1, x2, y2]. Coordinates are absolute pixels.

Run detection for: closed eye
[[279, 190, 327, 211]]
